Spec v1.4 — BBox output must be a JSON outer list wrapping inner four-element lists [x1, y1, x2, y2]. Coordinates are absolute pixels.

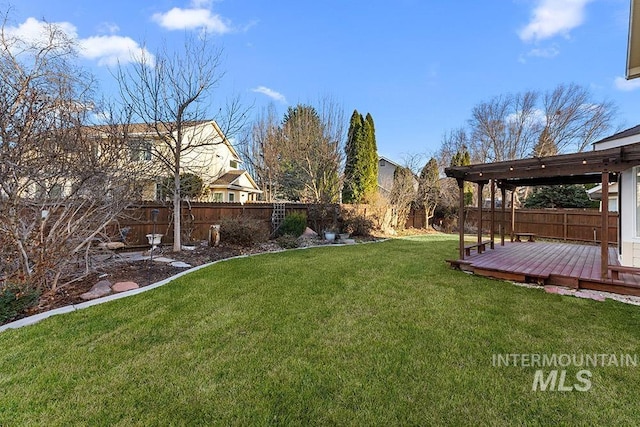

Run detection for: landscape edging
[[0, 240, 385, 333]]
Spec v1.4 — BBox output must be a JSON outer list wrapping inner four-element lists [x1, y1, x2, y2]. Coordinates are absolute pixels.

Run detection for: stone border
[[0, 239, 386, 333]]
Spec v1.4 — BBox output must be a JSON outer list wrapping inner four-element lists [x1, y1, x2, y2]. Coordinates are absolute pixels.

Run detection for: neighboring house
[[587, 182, 619, 212], [105, 120, 262, 203], [593, 124, 640, 266], [377, 156, 418, 195]]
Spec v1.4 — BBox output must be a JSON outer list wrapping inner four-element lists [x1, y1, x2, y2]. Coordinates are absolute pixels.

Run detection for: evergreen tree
[[342, 110, 379, 203], [450, 148, 473, 205], [523, 185, 597, 209], [364, 113, 379, 201], [342, 110, 365, 202]]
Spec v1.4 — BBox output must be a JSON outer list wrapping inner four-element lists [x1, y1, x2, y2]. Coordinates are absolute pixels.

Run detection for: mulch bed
[[23, 242, 283, 319]]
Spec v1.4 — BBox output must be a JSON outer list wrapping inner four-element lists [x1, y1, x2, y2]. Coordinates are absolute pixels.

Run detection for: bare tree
[[540, 83, 617, 154], [252, 98, 344, 203], [416, 157, 441, 227], [0, 12, 146, 294], [238, 104, 282, 201], [469, 91, 541, 162], [115, 34, 247, 251], [388, 166, 417, 230]]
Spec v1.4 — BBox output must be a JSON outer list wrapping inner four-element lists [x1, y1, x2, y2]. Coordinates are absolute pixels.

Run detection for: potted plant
[[323, 229, 336, 241]]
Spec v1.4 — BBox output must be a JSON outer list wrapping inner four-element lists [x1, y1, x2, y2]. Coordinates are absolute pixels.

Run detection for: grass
[[1, 234, 639, 425]]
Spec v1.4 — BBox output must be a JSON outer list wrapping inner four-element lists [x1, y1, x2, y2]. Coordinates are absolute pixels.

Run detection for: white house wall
[[619, 168, 640, 267], [594, 134, 640, 267]]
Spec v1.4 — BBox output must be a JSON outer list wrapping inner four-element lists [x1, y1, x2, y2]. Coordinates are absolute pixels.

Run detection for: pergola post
[[601, 170, 609, 279], [490, 180, 495, 249], [457, 178, 465, 260], [500, 186, 506, 246], [477, 182, 485, 244], [510, 190, 516, 242]]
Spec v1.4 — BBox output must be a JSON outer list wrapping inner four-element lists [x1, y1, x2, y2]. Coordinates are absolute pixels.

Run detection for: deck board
[[456, 241, 640, 295]]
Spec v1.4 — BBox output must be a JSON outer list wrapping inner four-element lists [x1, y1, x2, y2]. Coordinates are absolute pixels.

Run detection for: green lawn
[[1, 235, 639, 426]]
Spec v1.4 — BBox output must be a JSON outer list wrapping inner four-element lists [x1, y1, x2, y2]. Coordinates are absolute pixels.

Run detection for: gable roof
[[594, 124, 640, 145], [210, 170, 261, 193], [379, 156, 403, 168]]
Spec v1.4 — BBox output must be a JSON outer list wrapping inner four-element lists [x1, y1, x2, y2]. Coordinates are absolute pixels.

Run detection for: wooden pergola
[[445, 143, 640, 280]]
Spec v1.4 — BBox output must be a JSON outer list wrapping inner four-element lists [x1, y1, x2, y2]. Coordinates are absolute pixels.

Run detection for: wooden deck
[[449, 241, 640, 296]]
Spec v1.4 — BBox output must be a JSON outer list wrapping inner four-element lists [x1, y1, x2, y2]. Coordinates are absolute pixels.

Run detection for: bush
[[0, 283, 40, 324], [342, 212, 374, 236], [220, 217, 270, 246], [276, 234, 300, 249], [277, 212, 307, 237]]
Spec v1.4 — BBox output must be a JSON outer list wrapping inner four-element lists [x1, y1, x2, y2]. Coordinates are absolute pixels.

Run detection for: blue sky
[[11, 0, 640, 162]]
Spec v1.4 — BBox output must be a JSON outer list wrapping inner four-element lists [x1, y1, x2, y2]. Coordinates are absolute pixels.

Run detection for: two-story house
[[121, 120, 262, 203]]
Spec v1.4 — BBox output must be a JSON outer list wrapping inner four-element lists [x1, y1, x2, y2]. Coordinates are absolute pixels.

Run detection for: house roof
[[210, 170, 262, 193], [445, 141, 640, 189], [594, 124, 640, 145], [378, 156, 403, 168], [212, 170, 245, 185]]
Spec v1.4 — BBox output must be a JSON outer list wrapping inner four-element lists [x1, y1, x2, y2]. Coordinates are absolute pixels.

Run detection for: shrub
[[0, 283, 40, 324], [277, 212, 307, 237], [276, 234, 300, 249], [342, 212, 374, 236], [220, 217, 270, 246]]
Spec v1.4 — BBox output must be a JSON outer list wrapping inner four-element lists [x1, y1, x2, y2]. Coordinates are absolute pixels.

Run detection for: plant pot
[[339, 233, 350, 240], [324, 231, 336, 241], [146, 233, 163, 250]]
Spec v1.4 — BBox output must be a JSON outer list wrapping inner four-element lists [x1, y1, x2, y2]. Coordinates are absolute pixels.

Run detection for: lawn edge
[[0, 239, 388, 333]]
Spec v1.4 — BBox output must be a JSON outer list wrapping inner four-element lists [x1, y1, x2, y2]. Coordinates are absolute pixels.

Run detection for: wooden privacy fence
[[465, 208, 619, 244], [109, 203, 614, 247], [111, 202, 310, 247]]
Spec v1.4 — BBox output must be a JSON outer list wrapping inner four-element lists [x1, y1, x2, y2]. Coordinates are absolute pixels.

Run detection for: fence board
[[465, 208, 619, 244]]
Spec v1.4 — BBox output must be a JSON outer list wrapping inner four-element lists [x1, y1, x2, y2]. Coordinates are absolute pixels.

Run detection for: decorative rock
[[575, 291, 606, 301], [301, 227, 318, 238], [153, 257, 176, 263], [112, 281, 139, 293], [170, 261, 192, 268], [98, 242, 126, 250], [80, 280, 112, 300], [342, 239, 356, 244]]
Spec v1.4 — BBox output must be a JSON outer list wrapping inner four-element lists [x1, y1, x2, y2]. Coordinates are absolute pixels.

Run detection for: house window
[[230, 160, 238, 169], [379, 159, 386, 167], [213, 192, 223, 202], [129, 140, 152, 161], [228, 193, 235, 202]]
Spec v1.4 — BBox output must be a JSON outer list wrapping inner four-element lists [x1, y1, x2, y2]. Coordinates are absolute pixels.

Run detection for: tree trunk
[[173, 168, 181, 252]]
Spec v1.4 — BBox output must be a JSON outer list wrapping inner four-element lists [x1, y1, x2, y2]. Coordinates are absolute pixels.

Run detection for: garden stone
[[112, 281, 139, 293], [80, 280, 112, 300], [301, 227, 318, 238], [170, 261, 192, 268]]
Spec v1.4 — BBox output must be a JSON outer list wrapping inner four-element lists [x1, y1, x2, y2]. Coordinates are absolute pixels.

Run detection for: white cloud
[[252, 86, 287, 103], [527, 45, 560, 58], [6, 17, 152, 67], [5, 17, 78, 48], [519, 0, 593, 42], [152, 6, 231, 33], [614, 76, 640, 91], [97, 22, 120, 35], [80, 36, 153, 66]]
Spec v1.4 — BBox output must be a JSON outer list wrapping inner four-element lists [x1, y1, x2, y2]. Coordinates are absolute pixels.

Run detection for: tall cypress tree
[[343, 110, 380, 203], [343, 110, 365, 203], [363, 113, 379, 202]]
